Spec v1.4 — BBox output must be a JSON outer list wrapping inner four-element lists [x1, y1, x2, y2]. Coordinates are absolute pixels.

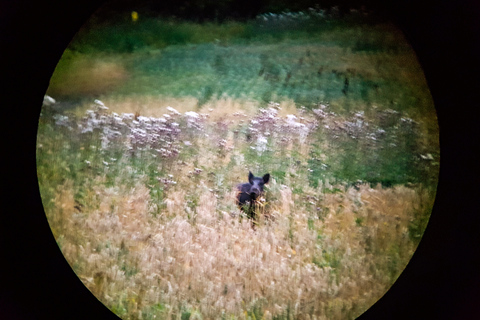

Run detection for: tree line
[[92, 0, 396, 22]]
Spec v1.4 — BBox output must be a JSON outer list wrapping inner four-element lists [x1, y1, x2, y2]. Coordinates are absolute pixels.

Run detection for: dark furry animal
[[236, 171, 270, 220]]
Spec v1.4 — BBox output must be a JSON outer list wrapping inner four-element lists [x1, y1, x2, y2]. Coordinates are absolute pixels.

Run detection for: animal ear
[[263, 173, 270, 184], [248, 171, 254, 184]]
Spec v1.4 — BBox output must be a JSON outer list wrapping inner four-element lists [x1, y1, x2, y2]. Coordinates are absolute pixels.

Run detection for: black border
[[359, 1, 480, 318], [1, 0, 479, 319], [1, 1, 118, 319]]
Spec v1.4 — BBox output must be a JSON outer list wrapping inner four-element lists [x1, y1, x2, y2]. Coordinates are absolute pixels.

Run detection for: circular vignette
[[6, 0, 476, 320]]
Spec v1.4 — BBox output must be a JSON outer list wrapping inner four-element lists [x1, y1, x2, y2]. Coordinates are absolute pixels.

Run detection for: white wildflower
[[122, 113, 135, 120], [166, 106, 181, 115], [53, 114, 69, 127], [185, 111, 199, 118], [43, 95, 56, 106], [256, 135, 268, 155], [354, 111, 364, 117], [420, 153, 434, 160], [137, 116, 151, 123], [94, 99, 108, 110]]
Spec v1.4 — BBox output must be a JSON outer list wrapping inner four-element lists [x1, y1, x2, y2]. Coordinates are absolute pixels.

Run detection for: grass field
[[38, 9, 439, 320]]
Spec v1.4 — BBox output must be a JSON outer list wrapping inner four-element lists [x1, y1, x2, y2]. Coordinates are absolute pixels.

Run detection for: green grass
[[69, 13, 387, 53], [37, 103, 437, 319], [47, 14, 435, 122], [39, 11, 439, 320]]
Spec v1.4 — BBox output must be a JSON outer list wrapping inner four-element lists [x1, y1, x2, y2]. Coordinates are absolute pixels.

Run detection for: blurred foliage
[[37, 101, 437, 319], [90, 0, 389, 23], [45, 9, 438, 191], [50, 17, 433, 118], [39, 4, 438, 319]]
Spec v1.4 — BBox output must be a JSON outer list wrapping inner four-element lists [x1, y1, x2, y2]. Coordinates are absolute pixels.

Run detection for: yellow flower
[[131, 11, 138, 22]]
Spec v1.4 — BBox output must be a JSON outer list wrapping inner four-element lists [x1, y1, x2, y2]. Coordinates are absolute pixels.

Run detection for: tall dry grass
[[39, 10, 439, 318], [48, 175, 432, 319], [38, 98, 437, 319]]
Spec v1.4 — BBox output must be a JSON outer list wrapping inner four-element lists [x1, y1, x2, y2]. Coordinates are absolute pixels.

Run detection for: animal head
[[247, 171, 270, 196]]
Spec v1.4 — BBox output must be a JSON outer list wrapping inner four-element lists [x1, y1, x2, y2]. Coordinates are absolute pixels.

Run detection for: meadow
[[37, 8, 439, 320]]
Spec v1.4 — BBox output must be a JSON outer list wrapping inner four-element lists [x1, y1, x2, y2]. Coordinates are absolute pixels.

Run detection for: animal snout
[[251, 186, 261, 195]]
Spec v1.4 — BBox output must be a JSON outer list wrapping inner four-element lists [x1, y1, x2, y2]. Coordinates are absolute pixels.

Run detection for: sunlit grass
[[39, 9, 438, 319], [37, 98, 437, 319], [48, 176, 430, 319]]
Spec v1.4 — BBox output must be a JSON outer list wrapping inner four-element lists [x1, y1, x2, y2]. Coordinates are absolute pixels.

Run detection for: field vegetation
[[38, 8, 438, 320]]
